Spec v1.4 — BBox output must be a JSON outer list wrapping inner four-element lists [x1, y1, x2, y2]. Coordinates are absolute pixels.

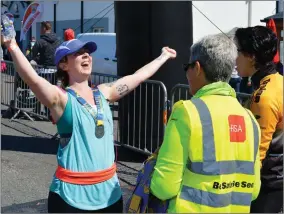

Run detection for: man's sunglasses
[[183, 61, 196, 72]]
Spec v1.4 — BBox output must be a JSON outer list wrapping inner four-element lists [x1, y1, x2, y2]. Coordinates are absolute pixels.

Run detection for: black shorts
[[47, 191, 123, 213]]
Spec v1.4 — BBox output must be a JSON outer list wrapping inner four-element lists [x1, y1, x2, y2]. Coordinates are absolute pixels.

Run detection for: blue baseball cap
[[54, 39, 97, 66]]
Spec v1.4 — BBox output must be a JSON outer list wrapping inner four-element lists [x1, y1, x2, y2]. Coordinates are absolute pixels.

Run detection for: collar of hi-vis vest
[[193, 81, 236, 98], [251, 62, 277, 89]]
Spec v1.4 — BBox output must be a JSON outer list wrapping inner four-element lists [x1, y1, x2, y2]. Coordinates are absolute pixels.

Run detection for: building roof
[[261, 11, 283, 22]]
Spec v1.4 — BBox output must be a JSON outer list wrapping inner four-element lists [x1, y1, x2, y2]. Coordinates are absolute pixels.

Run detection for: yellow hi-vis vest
[[169, 96, 261, 213]]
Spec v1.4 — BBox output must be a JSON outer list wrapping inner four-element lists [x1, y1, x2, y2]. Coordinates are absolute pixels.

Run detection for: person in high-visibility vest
[[234, 26, 283, 213], [150, 33, 261, 213]]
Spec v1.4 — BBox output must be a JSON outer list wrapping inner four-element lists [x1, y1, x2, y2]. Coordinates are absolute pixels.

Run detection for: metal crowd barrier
[[0, 61, 58, 121], [119, 79, 167, 155], [1, 61, 16, 107], [169, 83, 252, 110], [236, 92, 252, 107], [89, 72, 118, 86], [5, 60, 254, 156], [2, 61, 168, 155], [40, 71, 167, 155], [90, 73, 168, 155], [170, 84, 192, 110], [12, 63, 57, 121]]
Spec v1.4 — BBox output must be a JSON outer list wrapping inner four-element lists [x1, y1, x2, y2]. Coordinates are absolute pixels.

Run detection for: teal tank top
[[49, 91, 122, 210]]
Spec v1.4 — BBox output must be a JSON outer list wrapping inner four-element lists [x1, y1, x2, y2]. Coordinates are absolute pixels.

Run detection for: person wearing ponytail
[[234, 26, 283, 213]]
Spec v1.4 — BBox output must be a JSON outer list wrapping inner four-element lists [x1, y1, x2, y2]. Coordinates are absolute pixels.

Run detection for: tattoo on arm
[[105, 80, 117, 87], [116, 84, 129, 96]]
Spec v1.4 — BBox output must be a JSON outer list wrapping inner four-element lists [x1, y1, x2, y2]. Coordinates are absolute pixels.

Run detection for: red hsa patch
[[228, 115, 246, 143]]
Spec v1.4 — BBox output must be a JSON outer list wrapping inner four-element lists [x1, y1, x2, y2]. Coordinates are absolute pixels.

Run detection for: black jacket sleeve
[[31, 41, 41, 63]]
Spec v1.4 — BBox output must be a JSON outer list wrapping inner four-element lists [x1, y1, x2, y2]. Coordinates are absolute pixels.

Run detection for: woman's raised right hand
[[1, 14, 17, 48], [1, 34, 17, 49]]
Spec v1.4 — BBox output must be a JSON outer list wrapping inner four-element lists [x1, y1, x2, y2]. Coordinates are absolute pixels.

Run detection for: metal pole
[[54, 3, 57, 33], [247, 1, 252, 86], [248, 1, 252, 27], [20, 20, 24, 52], [81, 1, 84, 33]]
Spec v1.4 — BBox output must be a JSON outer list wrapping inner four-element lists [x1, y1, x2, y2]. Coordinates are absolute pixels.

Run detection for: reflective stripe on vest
[[180, 98, 259, 207], [187, 98, 259, 175], [180, 186, 252, 207]]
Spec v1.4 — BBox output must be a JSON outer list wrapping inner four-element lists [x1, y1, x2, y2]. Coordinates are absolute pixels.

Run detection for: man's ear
[[195, 61, 202, 76]]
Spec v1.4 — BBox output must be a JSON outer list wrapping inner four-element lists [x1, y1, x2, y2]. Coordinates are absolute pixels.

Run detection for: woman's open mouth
[[81, 62, 89, 68]]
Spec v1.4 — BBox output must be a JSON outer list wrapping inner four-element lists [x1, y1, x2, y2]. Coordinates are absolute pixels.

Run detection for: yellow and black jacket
[[250, 64, 283, 190]]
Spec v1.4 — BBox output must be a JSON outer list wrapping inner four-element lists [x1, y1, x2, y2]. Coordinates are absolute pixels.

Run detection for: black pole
[[54, 3, 57, 33], [81, 1, 84, 33], [115, 2, 193, 152], [29, 26, 32, 41]]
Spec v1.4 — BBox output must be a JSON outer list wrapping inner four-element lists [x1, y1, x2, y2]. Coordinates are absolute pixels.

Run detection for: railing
[[169, 83, 252, 109], [1, 61, 16, 108], [90, 72, 168, 155], [1, 60, 253, 155]]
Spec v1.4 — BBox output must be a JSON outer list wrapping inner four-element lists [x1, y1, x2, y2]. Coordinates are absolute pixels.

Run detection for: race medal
[[95, 125, 105, 138]]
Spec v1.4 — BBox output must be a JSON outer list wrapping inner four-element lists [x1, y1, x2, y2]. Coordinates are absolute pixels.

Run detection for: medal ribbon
[[66, 86, 104, 127], [92, 86, 104, 127]]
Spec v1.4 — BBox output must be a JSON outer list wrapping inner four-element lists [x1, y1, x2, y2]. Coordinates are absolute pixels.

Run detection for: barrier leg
[[22, 112, 34, 121], [10, 109, 21, 121], [10, 109, 34, 122], [51, 133, 59, 140]]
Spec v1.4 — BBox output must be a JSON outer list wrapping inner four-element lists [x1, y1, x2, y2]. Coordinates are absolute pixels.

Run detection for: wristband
[[8, 43, 18, 52]]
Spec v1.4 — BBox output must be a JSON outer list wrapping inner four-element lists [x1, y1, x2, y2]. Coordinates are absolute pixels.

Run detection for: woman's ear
[[59, 62, 68, 71]]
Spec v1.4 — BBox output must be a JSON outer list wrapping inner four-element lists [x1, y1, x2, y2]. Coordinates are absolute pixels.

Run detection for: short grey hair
[[190, 33, 237, 82]]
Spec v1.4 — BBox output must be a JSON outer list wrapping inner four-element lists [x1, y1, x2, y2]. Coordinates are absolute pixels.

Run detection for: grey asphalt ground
[[1, 105, 146, 213]]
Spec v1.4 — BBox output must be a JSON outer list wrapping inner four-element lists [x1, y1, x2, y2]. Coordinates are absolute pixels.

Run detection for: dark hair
[[276, 61, 283, 75], [56, 56, 69, 88], [41, 21, 52, 31], [234, 26, 278, 69]]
